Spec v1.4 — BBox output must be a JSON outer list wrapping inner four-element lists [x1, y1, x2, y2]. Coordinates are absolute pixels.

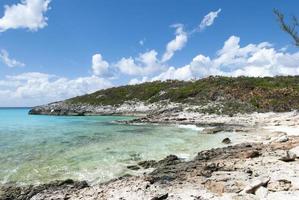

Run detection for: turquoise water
[[0, 108, 232, 185]]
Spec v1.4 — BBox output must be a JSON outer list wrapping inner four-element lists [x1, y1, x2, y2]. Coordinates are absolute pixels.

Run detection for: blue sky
[[0, 0, 299, 106]]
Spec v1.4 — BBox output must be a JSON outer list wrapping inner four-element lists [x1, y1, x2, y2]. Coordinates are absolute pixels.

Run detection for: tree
[[274, 9, 299, 46]]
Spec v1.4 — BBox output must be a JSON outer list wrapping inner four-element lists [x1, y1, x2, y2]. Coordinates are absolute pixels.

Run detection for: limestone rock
[[279, 151, 296, 162], [276, 135, 289, 143], [289, 146, 299, 158], [255, 186, 268, 198], [268, 179, 292, 192], [242, 177, 270, 194]]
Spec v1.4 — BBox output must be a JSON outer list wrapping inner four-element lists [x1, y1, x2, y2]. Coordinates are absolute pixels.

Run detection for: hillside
[[30, 76, 299, 115], [68, 76, 299, 111]]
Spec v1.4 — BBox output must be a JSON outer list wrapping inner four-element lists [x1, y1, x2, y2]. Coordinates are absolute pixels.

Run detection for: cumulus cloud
[[0, 72, 112, 107], [199, 9, 221, 31], [0, 0, 51, 32], [116, 50, 162, 76], [151, 35, 299, 81], [128, 77, 149, 85], [161, 24, 188, 62], [91, 54, 109, 76], [0, 49, 25, 67]]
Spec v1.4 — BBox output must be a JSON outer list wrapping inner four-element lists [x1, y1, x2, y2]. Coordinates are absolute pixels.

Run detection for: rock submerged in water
[[222, 137, 231, 144], [202, 127, 223, 134], [127, 165, 141, 170]]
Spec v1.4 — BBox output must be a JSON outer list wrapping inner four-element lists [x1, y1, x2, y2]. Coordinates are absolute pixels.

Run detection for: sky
[[0, 0, 299, 107]]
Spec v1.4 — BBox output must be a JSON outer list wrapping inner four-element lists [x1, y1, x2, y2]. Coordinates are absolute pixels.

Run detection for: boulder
[[279, 151, 296, 162]]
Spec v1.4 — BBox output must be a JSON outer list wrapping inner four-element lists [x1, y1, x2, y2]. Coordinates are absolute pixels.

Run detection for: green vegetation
[[67, 76, 299, 113]]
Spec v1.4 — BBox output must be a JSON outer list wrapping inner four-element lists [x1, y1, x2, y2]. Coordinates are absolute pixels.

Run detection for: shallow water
[[0, 108, 234, 185]]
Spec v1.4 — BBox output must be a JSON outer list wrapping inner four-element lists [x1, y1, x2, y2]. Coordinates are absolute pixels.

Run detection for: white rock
[[242, 177, 270, 194], [276, 135, 288, 143], [289, 146, 299, 158], [255, 186, 268, 199]]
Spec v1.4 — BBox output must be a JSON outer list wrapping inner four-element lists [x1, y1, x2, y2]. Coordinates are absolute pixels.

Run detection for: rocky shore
[[2, 136, 299, 200], [2, 109, 299, 199]]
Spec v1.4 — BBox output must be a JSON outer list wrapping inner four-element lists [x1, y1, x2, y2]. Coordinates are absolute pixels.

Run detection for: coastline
[[1, 110, 299, 199]]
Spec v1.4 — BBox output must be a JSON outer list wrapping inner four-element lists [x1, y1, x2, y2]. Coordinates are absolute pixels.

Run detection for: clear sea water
[[0, 108, 234, 186]]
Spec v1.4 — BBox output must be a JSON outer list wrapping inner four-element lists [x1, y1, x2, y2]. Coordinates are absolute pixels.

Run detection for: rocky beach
[[2, 108, 299, 200]]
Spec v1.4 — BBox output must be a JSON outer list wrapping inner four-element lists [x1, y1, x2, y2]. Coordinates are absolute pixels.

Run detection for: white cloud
[[0, 49, 25, 67], [199, 9, 221, 31], [0, 0, 51, 32], [161, 24, 188, 62], [91, 53, 109, 76], [0, 72, 112, 107], [151, 35, 299, 81], [152, 65, 193, 81], [116, 50, 162, 76], [128, 77, 149, 85]]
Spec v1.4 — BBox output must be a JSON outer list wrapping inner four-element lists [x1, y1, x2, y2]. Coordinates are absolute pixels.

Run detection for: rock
[[222, 137, 231, 144], [151, 193, 168, 200], [244, 150, 261, 158], [279, 151, 296, 162], [242, 177, 270, 194], [276, 135, 289, 143], [202, 127, 223, 134], [255, 186, 268, 198], [127, 165, 141, 170], [138, 160, 158, 169], [156, 155, 180, 167], [289, 146, 299, 158], [268, 179, 292, 191]]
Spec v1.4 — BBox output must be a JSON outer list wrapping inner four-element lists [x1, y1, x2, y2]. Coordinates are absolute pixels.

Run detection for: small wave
[[177, 124, 204, 131]]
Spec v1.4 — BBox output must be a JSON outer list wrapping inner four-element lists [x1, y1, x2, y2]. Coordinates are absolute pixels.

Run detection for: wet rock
[[0, 179, 89, 200], [222, 137, 231, 144], [279, 151, 296, 162], [202, 127, 223, 134], [156, 155, 180, 167], [138, 160, 158, 169], [127, 165, 141, 170]]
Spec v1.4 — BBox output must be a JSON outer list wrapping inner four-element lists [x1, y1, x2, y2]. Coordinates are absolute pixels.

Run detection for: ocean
[[0, 108, 232, 185]]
